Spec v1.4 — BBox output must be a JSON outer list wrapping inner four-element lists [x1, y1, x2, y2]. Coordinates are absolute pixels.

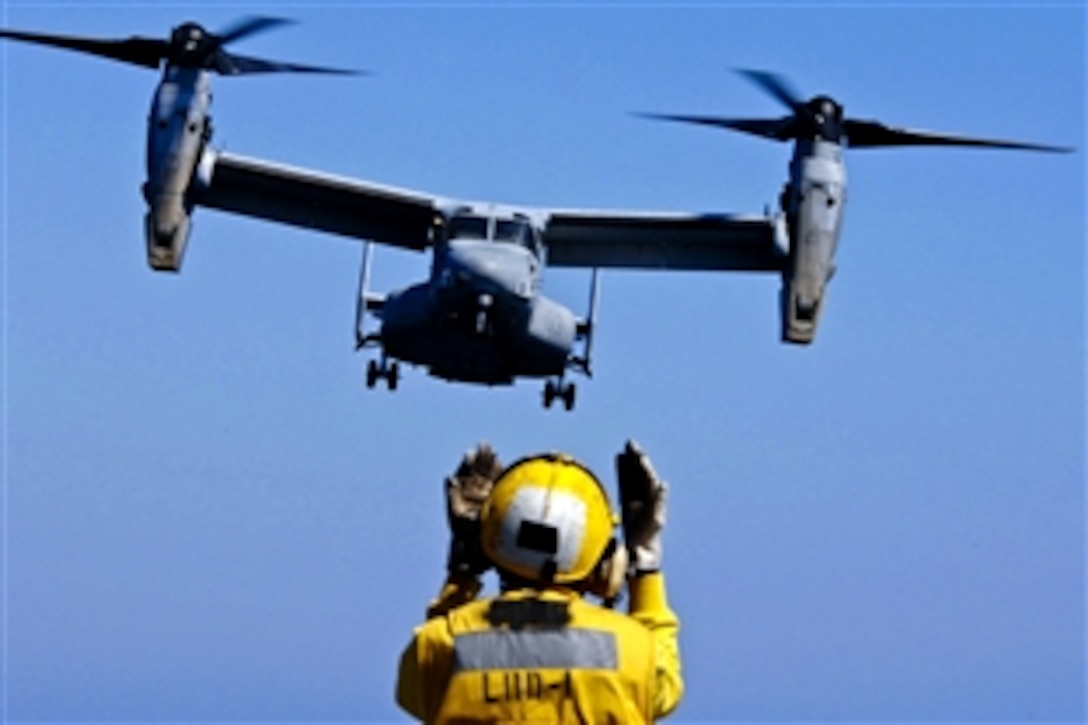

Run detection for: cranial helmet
[[480, 453, 624, 591]]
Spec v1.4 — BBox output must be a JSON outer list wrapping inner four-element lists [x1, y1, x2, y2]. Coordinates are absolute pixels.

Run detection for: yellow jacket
[[396, 573, 682, 723]]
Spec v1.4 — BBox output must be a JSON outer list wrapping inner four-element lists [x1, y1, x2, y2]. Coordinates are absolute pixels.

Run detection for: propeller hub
[[168, 22, 214, 66], [806, 95, 845, 143], [172, 23, 204, 44]]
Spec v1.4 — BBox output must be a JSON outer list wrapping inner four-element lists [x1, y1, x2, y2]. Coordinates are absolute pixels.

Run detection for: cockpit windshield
[[447, 215, 489, 240], [495, 219, 535, 249], [446, 213, 539, 254]]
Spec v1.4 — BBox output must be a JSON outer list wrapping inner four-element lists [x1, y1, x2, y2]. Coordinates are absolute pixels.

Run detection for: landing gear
[[543, 379, 576, 411], [366, 357, 399, 391]]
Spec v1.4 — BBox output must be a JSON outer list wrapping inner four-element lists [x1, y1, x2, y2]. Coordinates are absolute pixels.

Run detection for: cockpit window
[[445, 213, 539, 252], [447, 215, 488, 240], [495, 220, 524, 243], [495, 219, 538, 251]]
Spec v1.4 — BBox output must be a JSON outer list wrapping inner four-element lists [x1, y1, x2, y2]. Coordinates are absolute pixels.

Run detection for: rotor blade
[[736, 69, 804, 110], [212, 50, 360, 76], [214, 17, 292, 47], [634, 112, 797, 142], [844, 119, 1072, 152], [0, 28, 165, 68]]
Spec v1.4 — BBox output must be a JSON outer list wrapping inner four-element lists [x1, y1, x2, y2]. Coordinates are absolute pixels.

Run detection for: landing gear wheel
[[543, 380, 557, 409], [542, 379, 575, 410], [365, 358, 399, 391], [562, 382, 576, 411]]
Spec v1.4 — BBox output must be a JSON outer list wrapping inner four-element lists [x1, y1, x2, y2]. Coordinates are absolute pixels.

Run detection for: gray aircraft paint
[[1, 26, 1069, 409]]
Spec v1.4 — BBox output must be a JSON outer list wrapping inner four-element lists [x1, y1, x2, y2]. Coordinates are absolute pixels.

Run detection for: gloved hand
[[445, 442, 503, 576], [616, 439, 668, 574]]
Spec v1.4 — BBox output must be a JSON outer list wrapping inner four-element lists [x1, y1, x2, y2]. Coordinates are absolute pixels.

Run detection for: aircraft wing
[[192, 150, 786, 269], [542, 209, 786, 271], [192, 150, 444, 251]]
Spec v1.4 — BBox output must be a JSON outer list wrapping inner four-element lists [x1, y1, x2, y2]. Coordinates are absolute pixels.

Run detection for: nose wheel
[[366, 357, 400, 391], [543, 379, 576, 410]]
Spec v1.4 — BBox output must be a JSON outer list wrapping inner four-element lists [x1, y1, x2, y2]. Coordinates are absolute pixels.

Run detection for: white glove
[[616, 439, 668, 573], [445, 443, 502, 576]]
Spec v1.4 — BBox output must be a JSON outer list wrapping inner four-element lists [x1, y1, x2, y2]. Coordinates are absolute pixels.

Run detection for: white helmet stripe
[[496, 486, 586, 576]]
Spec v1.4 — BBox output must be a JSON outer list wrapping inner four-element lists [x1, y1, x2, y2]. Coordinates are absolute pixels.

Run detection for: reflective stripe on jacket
[[397, 573, 681, 724]]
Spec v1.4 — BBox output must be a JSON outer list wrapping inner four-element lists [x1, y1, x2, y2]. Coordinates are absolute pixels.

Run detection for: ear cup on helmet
[[586, 538, 629, 606]]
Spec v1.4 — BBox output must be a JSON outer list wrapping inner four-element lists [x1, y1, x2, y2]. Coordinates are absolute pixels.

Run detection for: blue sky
[[2, 2, 1084, 722]]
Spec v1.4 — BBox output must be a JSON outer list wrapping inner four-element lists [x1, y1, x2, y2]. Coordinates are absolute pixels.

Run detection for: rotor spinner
[[806, 95, 845, 143], [168, 22, 213, 66]]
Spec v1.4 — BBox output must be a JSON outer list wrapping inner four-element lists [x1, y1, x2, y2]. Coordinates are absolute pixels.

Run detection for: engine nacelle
[[143, 68, 210, 273], [780, 145, 845, 344], [780, 225, 838, 344]]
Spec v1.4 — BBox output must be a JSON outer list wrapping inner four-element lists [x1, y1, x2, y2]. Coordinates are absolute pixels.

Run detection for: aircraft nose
[[444, 241, 532, 298]]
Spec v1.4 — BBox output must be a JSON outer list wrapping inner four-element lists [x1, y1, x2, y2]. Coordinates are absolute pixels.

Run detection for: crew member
[[396, 441, 682, 723]]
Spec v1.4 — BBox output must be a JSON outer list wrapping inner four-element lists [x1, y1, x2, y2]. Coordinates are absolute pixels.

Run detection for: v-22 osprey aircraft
[[1, 19, 1069, 409]]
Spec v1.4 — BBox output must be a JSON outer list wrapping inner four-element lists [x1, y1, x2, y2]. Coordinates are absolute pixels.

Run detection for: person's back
[[413, 588, 658, 723]]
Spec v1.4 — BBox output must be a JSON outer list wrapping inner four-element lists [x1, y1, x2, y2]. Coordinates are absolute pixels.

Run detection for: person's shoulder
[[439, 594, 500, 630], [569, 598, 653, 635]]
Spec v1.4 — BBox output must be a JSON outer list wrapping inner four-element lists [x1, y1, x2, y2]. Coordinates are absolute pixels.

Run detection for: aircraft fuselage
[[376, 211, 580, 385]]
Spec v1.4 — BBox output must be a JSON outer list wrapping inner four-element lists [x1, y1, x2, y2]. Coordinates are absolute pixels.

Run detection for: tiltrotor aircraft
[[1, 20, 1070, 410]]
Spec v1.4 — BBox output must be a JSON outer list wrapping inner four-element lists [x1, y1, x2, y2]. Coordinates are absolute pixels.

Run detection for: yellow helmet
[[480, 453, 617, 585]]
